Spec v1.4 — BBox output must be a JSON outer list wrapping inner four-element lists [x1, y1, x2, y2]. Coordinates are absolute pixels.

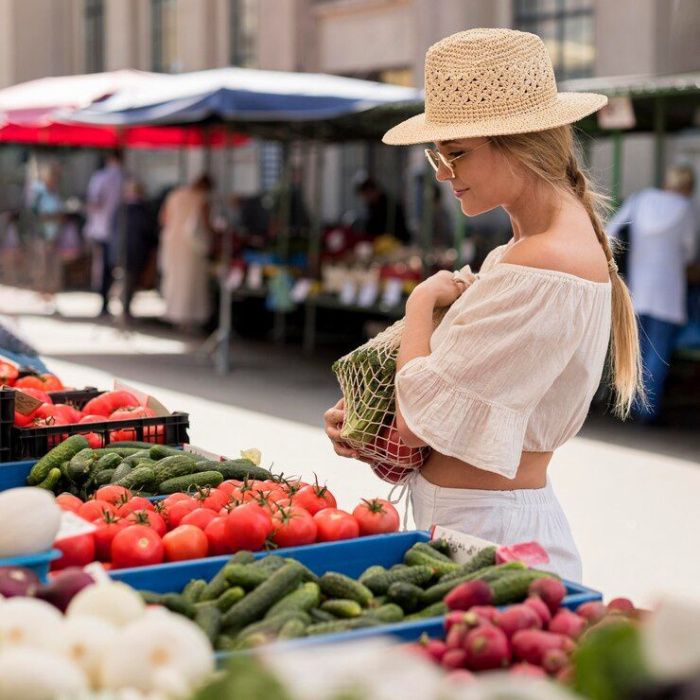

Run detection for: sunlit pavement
[[2, 285, 699, 608]]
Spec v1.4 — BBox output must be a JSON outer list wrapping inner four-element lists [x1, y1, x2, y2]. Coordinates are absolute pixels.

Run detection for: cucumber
[[109, 462, 132, 484], [277, 617, 307, 640], [116, 466, 156, 491], [421, 562, 526, 604], [194, 604, 222, 644], [159, 593, 196, 618], [320, 599, 362, 619], [27, 435, 89, 485], [93, 452, 123, 472], [252, 555, 286, 573], [305, 617, 382, 636], [153, 454, 198, 483], [139, 591, 162, 605], [215, 634, 236, 652], [215, 587, 246, 612], [235, 611, 311, 648], [93, 447, 144, 457], [404, 601, 448, 621], [110, 441, 162, 449], [158, 471, 223, 494], [221, 562, 304, 632], [359, 565, 386, 584], [123, 449, 152, 467], [93, 469, 117, 487], [365, 603, 404, 623], [440, 546, 498, 582], [404, 547, 459, 577], [149, 444, 182, 460], [428, 538, 452, 556], [490, 570, 549, 605], [387, 582, 424, 613], [36, 467, 61, 491], [182, 579, 207, 604], [319, 573, 373, 607], [67, 448, 98, 484], [309, 608, 336, 623], [207, 459, 273, 481], [284, 559, 320, 585], [265, 582, 320, 618], [225, 563, 268, 590], [59, 460, 71, 481], [230, 551, 256, 565], [362, 565, 436, 595], [199, 553, 254, 602]]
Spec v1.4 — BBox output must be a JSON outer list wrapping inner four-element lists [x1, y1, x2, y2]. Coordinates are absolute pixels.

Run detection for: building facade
[[0, 0, 698, 220]]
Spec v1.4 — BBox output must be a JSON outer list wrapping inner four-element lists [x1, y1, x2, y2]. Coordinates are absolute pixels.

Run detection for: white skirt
[[409, 472, 582, 583]]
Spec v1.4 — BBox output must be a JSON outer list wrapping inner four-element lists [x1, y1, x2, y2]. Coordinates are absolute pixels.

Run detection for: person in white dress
[[158, 174, 214, 331], [324, 29, 645, 582]]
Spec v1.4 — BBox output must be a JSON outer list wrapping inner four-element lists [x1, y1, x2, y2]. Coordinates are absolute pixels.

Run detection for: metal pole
[[653, 97, 666, 188], [304, 142, 324, 355]]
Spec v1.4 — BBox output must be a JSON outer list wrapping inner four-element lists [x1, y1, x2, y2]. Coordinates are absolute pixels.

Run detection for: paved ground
[[2, 285, 699, 608]]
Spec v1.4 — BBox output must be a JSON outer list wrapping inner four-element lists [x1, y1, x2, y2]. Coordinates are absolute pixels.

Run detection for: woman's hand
[[408, 270, 466, 309], [323, 398, 359, 459]]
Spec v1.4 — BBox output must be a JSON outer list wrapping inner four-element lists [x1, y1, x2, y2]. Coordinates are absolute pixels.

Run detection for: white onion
[[0, 488, 61, 557], [66, 582, 145, 626], [0, 597, 63, 650]]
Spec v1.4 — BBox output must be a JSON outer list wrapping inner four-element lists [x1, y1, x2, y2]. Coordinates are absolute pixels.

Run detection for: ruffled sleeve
[[395, 266, 589, 478]]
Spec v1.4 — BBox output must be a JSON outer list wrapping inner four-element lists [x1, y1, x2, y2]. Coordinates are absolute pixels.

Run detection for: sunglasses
[[424, 140, 490, 178]]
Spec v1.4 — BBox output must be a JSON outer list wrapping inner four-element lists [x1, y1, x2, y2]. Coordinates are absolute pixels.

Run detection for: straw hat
[[383, 28, 607, 145]]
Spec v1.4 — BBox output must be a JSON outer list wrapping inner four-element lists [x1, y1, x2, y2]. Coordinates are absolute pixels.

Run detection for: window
[[514, 0, 595, 80], [84, 0, 105, 74], [230, 0, 257, 67], [152, 0, 178, 73]]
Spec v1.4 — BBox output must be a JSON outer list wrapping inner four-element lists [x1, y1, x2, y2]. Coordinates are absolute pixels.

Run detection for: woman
[[159, 174, 214, 332], [324, 28, 644, 582]]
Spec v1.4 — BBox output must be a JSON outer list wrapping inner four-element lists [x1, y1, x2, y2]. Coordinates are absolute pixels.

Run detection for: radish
[[463, 624, 511, 671], [543, 648, 570, 675], [444, 611, 469, 632], [528, 577, 566, 615], [548, 609, 587, 639], [468, 605, 499, 624], [446, 623, 469, 650], [496, 603, 542, 638], [576, 601, 607, 625], [421, 638, 448, 663], [444, 580, 492, 611], [441, 648, 468, 670], [510, 662, 547, 678], [607, 597, 635, 614], [524, 595, 552, 626], [512, 629, 575, 665]]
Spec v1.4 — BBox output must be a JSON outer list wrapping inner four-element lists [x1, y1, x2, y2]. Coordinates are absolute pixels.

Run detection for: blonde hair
[[490, 126, 644, 418]]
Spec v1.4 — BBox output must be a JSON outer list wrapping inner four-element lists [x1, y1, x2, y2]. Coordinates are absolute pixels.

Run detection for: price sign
[[430, 525, 498, 565]]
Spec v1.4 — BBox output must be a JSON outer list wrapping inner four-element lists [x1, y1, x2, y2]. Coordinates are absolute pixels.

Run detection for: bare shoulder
[[500, 233, 610, 283]]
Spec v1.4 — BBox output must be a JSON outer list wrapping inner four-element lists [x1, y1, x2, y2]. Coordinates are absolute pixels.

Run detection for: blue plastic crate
[[0, 460, 35, 491], [110, 530, 602, 655], [0, 549, 61, 583]]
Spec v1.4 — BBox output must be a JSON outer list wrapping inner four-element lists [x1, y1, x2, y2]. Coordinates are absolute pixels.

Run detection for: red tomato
[[40, 374, 63, 391], [374, 423, 415, 462], [95, 485, 132, 505], [271, 506, 318, 548], [34, 404, 67, 421], [79, 414, 108, 424], [293, 482, 337, 515], [15, 387, 52, 404], [194, 488, 229, 512], [55, 492, 83, 513], [127, 509, 167, 537], [0, 361, 19, 386], [313, 508, 360, 542], [51, 404, 82, 423], [204, 516, 230, 556], [51, 534, 95, 570], [181, 507, 219, 531], [166, 499, 198, 528], [14, 410, 36, 427], [110, 525, 164, 568], [116, 497, 155, 518], [352, 499, 400, 536], [224, 503, 273, 552], [162, 525, 209, 562], [92, 514, 128, 561], [218, 480, 242, 497], [110, 406, 155, 421], [163, 493, 192, 508], [14, 375, 47, 391], [82, 390, 140, 417], [77, 499, 117, 522], [82, 432, 103, 448]]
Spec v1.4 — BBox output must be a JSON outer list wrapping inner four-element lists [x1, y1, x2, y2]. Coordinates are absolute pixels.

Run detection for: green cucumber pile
[[26, 435, 273, 499], [141, 540, 555, 651]]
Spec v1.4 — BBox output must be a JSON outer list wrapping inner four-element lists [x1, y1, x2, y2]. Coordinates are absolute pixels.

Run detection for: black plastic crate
[[0, 389, 190, 462], [46, 387, 102, 407]]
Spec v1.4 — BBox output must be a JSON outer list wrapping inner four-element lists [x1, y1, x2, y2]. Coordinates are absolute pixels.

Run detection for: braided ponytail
[[491, 126, 645, 418]]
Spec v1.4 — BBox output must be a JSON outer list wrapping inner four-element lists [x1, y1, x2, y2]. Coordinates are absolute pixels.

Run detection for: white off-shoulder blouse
[[395, 243, 612, 479]]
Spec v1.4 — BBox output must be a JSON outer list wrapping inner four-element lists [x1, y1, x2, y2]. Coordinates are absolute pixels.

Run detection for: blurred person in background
[[30, 162, 64, 310], [355, 176, 411, 243], [608, 164, 697, 423], [84, 149, 125, 317], [119, 179, 158, 321], [158, 174, 215, 333], [0, 210, 22, 286]]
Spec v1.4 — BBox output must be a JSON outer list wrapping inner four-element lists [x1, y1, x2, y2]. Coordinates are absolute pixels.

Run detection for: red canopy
[[0, 70, 247, 149]]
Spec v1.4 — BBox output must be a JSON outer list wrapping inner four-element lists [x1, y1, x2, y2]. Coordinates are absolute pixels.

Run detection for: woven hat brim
[[382, 92, 607, 145]]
